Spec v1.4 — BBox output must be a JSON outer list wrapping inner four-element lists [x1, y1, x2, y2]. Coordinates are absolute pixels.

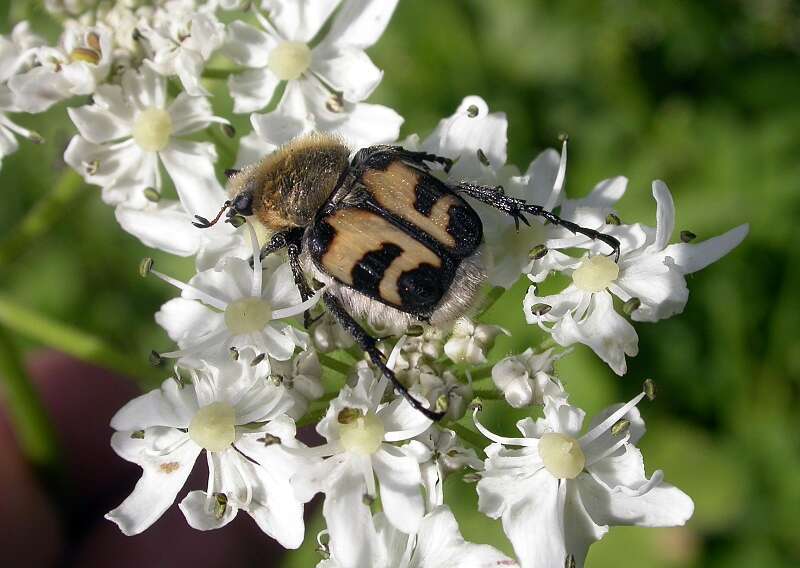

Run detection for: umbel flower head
[[106, 358, 311, 546], [474, 387, 694, 568]]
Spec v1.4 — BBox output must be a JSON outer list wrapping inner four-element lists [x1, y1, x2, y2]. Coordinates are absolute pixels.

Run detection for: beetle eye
[[233, 192, 253, 216]]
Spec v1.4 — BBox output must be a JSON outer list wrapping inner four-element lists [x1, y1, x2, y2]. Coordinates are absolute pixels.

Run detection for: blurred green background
[[1, 0, 799, 567]]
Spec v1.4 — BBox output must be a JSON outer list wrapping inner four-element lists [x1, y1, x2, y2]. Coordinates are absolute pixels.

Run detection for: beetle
[[194, 133, 620, 420]]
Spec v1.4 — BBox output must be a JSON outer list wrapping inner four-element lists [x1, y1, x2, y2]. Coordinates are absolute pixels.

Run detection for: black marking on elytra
[[397, 263, 444, 310], [307, 220, 336, 259], [446, 204, 483, 256], [413, 175, 440, 216], [351, 243, 404, 300]]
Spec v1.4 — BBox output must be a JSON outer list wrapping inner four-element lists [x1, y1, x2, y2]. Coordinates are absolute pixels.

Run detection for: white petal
[[662, 224, 749, 275], [323, 0, 399, 49], [372, 445, 424, 534], [179, 490, 238, 530], [67, 85, 133, 143], [8, 66, 71, 113], [267, 0, 340, 42], [577, 473, 694, 528], [552, 291, 638, 376], [228, 67, 281, 114], [311, 45, 382, 102], [123, 65, 166, 111], [414, 505, 516, 567], [114, 201, 201, 256], [159, 140, 225, 217], [563, 481, 608, 568], [560, 176, 628, 229], [110, 378, 199, 431], [378, 397, 433, 441], [106, 431, 201, 535], [322, 459, 378, 568], [263, 262, 302, 307], [651, 180, 675, 252], [168, 93, 217, 136], [222, 20, 276, 67], [155, 297, 222, 345], [615, 256, 688, 322]]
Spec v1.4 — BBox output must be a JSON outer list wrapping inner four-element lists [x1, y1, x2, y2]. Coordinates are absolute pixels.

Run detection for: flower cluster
[[3, 1, 748, 567]]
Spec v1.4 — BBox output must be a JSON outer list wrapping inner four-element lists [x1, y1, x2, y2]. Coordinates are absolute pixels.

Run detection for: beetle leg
[[322, 292, 444, 422], [286, 238, 321, 329], [456, 182, 621, 261]]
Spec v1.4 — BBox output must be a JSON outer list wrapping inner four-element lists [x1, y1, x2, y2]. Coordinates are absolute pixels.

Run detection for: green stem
[[472, 388, 503, 400], [449, 422, 486, 456], [318, 353, 352, 376], [203, 68, 236, 80], [0, 294, 154, 380], [208, 126, 236, 166], [477, 286, 505, 320], [0, 169, 84, 266], [0, 326, 61, 473]]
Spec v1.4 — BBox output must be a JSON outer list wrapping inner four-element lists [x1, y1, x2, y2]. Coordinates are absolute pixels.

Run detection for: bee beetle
[[195, 133, 619, 420]]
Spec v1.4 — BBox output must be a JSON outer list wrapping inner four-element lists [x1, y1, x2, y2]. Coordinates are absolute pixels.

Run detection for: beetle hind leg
[[322, 292, 444, 422], [456, 181, 620, 261]]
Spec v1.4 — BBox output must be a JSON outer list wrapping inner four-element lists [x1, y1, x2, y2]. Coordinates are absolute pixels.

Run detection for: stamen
[[149, 268, 228, 311], [246, 224, 262, 297], [472, 408, 538, 447], [579, 392, 646, 447]]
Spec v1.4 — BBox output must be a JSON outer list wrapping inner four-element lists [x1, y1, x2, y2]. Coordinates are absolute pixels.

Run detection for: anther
[[476, 148, 490, 166], [130, 430, 145, 439], [466, 104, 479, 117], [148, 350, 163, 367], [84, 159, 99, 175], [605, 213, 621, 225], [622, 297, 641, 315], [611, 418, 630, 436], [139, 257, 154, 277], [337, 407, 361, 425], [251, 353, 266, 366], [435, 394, 449, 414], [565, 554, 576, 568], [143, 187, 160, 202], [680, 230, 697, 243], [28, 131, 44, 144], [221, 123, 235, 138], [257, 433, 281, 446], [229, 346, 239, 361], [326, 93, 344, 113], [213, 493, 228, 520], [643, 378, 656, 401], [530, 303, 552, 316], [558, 132, 570, 143], [528, 244, 548, 260], [362, 493, 375, 506]]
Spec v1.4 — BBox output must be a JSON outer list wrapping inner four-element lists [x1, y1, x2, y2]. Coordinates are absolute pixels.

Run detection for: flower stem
[[202, 68, 235, 80], [477, 286, 505, 320], [0, 326, 61, 474], [0, 294, 155, 381], [471, 388, 504, 400], [318, 353, 352, 376], [0, 169, 84, 266]]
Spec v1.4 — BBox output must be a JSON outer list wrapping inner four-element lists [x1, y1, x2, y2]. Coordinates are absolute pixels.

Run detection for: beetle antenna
[[193, 200, 232, 229]]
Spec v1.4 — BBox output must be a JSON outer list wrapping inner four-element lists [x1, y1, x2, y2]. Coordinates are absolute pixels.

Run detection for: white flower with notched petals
[[292, 351, 432, 568], [153, 226, 320, 365], [138, 1, 225, 96], [475, 391, 694, 568], [525, 180, 749, 375], [0, 22, 46, 168], [491, 347, 566, 408], [444, 317, 507, 366], [106, 360, 311, 547], [9, 24, 113, 113], [406, 428, 482, 509], [311, 313, 355, 353], [65, 65, 228, 209], [318, 506, 516, 568], [267, 349, 325, 419]]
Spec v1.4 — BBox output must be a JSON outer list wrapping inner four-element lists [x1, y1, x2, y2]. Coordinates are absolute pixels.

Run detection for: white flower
[[225, 0, 395, 113], [0, 22, 46, 168], [9, 24, 113, 113], [138, 2, 225, 96], [410, 367, 472, 422], [319, 506, 516, 568], [292, 350, 433, 568], [64, 65, 228, 209], [444, 317, 507, 365], [106, 359, 310, 547], [525, 180, 749, 375], [311, 313, 355, 353], [406, 428, 482, 509], [474, 391, 694, 568], [491, 347, 566, 408], [232, 0, 404, 156], [268, 349, 325, 419], [153, 225, 320, 365]]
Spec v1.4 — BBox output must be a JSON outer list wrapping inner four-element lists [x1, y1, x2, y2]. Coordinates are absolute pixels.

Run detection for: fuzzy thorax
[[227, 133, 350, 230]]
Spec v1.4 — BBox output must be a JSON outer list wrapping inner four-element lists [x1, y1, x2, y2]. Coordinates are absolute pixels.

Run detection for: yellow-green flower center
[[224, 297, 272, 335], [268, 41, 311, 80], [572, 255, 619, 293], [538, 432, 586, 479], [132, 107, 173, 152], [189, 402, 236, 452], [339, 413, 385, 455]]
